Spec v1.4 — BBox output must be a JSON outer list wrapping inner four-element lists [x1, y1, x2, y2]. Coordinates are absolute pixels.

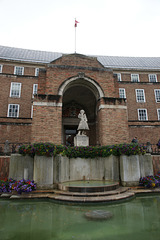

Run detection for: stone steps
[[49, 191, 135, 203], [53, 187, 129, 197], [0, 187, 135, 203]]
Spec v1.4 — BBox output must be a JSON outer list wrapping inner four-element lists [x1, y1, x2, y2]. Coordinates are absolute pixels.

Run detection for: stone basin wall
[[8, 153, 153, 189]]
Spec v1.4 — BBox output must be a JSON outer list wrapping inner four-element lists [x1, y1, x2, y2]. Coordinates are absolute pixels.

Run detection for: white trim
[[117, 73, 121, 81], [119, 88, 126, 98], [136, 89, 145, 102], [149, 74, 157, 82], [0, 64, 3, 73], [154, 89, 160, 102], [58, 76, 104, 99], [98, 104, 127, 110], [131, 74, 139, 82], [35, 68, 39, 76], [157, 109, 160, 120], [7, 104, 20, 117], [137, 108, 148, 121], [14, 66, 24, 75], [33, 84, 38, 98], [33, 102, 62, 107], [31, 105, 33, 118], [10, 82, 21, 98]]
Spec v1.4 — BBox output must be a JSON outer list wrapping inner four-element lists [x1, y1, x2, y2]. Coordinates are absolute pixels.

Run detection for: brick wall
[[97, 98, 129, 145], [43, 54, 117, 98], [0, 124, 31, 143], [0, 54, 160, 146], [152, 155, 160, 175], [0, 156, 10, 180], [31, 105, 62, 144]]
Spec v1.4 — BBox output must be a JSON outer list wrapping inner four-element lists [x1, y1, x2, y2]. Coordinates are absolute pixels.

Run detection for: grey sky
[[0, 0, 160, 57]]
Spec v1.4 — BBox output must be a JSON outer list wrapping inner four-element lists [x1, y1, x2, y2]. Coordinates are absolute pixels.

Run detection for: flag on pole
[[75, 19, 79, 27]]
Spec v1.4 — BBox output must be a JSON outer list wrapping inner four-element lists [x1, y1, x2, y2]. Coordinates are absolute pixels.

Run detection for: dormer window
[[14, 66, 24, 75]]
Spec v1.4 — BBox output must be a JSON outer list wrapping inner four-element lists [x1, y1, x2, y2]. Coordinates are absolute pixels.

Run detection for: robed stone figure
[[77, 109, 89, 135]]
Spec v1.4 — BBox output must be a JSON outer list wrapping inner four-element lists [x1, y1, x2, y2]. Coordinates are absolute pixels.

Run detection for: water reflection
[[0, 195, 160, 240]]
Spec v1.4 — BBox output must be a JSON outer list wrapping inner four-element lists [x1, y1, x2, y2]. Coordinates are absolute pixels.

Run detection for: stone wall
[[120, 154, 153, 186], [7, 153, 155, 188], [54, 155, 119, 183]]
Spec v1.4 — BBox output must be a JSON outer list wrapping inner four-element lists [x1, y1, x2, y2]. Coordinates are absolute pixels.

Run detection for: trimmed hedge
[[18, 143, 146, 158]]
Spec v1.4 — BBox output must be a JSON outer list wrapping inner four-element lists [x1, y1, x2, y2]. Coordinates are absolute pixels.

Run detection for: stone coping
[[0, 187, 160, 203]]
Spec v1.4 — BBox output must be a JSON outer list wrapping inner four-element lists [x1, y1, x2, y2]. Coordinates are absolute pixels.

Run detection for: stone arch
[[58, 75, 104, 100], [59, 75, 104, 146]]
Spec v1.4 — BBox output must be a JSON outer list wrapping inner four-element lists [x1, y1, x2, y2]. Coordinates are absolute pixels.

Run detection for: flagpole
[[74, 19, 79, 53], [75, 18, 76, 53]]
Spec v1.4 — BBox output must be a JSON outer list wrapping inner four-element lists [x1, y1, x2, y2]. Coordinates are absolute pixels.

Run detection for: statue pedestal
[[74, 135, 89, 146]]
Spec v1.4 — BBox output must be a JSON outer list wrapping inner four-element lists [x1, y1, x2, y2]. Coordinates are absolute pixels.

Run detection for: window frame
[[149, 74, 157, 83], [31, 105, 33, 118], [117, 73, 121, 82], [7, 104, 20, 118], [131, 74, 139, 82], [138, 109, 148, 121], [33, 84, 38, 98], [119, 88, 126, 98], [14, 66, 24, 75], [136, 89, 145, 103], [157, 109, 160, 121], [0, 64, 3, 73], [10, 82, 22, 98], [154, 89, 160, 102], [35, 68, 39, 76]]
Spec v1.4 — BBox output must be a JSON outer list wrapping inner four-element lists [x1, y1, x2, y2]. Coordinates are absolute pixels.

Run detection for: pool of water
[[0, 195, 160, 240], [61, 180, 116, 187]]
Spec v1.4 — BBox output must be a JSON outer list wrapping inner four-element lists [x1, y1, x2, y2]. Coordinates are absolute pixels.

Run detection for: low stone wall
[[0, 156, 10, 180], [34, 155, 54, 189], [9, 154, 33, 180], [54, 155, 119, 183], [8, 153, 154, 188], [120, 154, 153, 186]]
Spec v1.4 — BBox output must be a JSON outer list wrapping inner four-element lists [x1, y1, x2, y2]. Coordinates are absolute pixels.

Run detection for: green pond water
[[61, 180, 116, 187], [0, 195, 160, 240]]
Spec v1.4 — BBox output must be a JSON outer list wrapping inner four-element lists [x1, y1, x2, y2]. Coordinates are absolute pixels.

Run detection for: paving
[[1, 187, 160, 203]]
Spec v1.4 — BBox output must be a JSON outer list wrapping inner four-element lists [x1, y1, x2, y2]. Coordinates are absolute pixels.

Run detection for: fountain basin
[[58, 180, 119, 193]]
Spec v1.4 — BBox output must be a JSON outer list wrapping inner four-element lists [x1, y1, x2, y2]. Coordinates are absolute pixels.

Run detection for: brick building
[[0, 45, 160, 147]]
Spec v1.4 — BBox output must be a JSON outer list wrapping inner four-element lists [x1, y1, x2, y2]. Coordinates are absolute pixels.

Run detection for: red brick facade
[[0, 156, 10, 180], [0, 49, 160, 147]]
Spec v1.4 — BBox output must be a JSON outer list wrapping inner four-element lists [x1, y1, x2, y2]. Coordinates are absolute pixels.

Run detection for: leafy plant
[[19, 142, 146, 158]]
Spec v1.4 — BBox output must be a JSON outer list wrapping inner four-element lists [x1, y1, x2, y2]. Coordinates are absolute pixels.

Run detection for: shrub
[[19, 142, 146, 158]]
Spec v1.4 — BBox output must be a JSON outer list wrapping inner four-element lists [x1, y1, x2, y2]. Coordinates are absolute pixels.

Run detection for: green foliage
[[18, 142, 146, 158]]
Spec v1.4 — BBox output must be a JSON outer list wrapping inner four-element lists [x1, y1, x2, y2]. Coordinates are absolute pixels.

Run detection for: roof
[[0, 45, 160, 70], [97, 56, 160, 70], [0, 45, 62, 64]]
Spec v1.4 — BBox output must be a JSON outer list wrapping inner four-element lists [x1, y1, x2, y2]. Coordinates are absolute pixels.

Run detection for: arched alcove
[[59, 76, 104, 146]]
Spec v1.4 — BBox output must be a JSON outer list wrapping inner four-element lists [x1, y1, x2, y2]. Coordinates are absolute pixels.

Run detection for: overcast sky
[[0, 0, 160, 57]]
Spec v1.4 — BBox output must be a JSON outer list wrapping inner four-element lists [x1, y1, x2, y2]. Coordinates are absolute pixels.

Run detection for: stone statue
[[4, 140, 10, 155], [77, 110, 89, 135]]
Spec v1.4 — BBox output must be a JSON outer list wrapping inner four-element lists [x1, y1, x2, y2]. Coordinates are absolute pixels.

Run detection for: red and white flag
[[75, 19, 79, 27]]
